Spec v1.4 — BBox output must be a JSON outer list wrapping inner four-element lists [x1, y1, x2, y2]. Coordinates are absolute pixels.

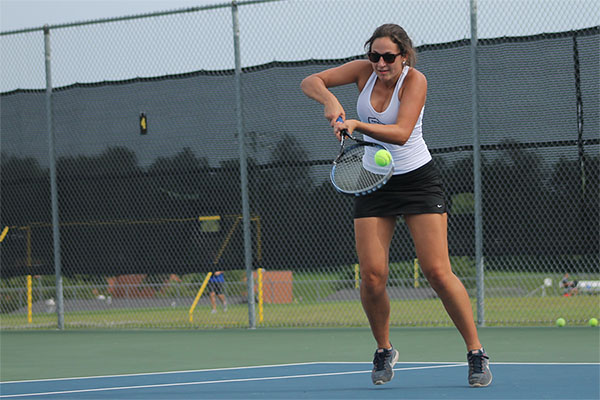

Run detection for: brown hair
[[364, 24, 417, 67]]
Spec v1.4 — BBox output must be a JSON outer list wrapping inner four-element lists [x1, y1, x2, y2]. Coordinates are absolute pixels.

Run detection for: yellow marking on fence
[[354, 264, 360, 289], [0, 226, 8, 242], [25, 226, 31, 268], [198, 215, 221, 222], [414, 258, 420, 288], [27, 275, 32, 323], [25, 226, 32, 323], [189, 272, 213, 323], [257, 268, 264, 323]]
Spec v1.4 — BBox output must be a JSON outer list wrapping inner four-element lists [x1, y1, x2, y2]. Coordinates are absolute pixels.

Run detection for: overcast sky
[[0, 0, 221, 32], [1, 0, 598, 91], [2, 0, 598, 33]]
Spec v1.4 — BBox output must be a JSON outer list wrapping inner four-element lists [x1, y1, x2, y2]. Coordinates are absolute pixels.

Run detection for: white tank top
[[357, 67, 431, 174]]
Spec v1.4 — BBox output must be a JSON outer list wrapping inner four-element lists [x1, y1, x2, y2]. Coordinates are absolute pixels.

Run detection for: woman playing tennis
[[301, 23, 492, 388]]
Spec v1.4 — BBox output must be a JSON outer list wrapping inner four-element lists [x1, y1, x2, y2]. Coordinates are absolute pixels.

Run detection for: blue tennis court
[[2, 362, 598, 399]]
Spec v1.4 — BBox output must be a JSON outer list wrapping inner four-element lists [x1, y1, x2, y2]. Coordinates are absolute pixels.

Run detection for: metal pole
[[44, 25, 64, 330], [572, 34, 585, 211], [231, 1, 255, 329], [470, 0, 484, 327]]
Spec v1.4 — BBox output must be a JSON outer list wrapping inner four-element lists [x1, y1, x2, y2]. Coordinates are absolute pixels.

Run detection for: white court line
[[2, 361, 597, 385], [0, 363, 465, 398], [0, 361, 462, 384], [2, 362, 597, 399], [0, 362, 341, 384]]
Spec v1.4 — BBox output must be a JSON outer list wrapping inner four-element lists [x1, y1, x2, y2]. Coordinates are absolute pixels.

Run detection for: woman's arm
[[301, 60, 371, 125]]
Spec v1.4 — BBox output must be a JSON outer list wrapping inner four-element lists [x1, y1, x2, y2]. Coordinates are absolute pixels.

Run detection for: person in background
[[209, 271, 227, 313], [561, 273, 578, 296]]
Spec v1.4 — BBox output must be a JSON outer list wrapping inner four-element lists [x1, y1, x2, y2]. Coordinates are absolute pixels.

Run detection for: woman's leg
[[404, 213, 482, 351], [354, 216, 397, 349]]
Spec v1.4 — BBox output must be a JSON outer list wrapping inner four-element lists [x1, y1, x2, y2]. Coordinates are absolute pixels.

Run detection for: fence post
[[572, 33, 586, 223], [44, 25, 65, 330], [231, 1, 255, 329], [470, 0, 485, 327]]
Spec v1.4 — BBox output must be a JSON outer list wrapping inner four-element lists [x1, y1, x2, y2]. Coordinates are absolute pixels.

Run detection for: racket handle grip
[[335, 116, 351, 139]]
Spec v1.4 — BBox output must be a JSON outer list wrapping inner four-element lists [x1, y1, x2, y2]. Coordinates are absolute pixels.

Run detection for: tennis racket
[[330, 117, 394, 196]]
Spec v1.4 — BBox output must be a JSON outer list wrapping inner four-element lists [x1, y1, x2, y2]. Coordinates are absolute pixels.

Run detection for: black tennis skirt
[[354, 160, 447, 218]]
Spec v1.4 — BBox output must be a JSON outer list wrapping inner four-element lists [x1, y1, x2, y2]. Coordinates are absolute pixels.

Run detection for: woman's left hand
[[334, 119, 359, 141]]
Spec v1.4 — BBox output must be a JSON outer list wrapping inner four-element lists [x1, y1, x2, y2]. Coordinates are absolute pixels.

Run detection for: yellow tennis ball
[[556, 317, 566, 327], [589, 318, 598, 327], [374, 149, 392, 167]]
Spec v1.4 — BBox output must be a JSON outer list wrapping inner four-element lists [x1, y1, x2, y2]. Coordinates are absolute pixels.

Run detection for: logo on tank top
[[368, 117, 383, 124]]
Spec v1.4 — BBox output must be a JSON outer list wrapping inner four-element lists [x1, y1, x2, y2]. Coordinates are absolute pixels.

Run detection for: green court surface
[[1, 327, 599, 382]]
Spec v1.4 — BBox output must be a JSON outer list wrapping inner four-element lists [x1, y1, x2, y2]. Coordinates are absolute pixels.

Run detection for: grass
[[1, 294, 597, 329], [2, 268, 598, 329]]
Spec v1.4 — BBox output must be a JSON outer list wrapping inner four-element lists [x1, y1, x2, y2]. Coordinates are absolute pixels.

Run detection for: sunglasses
[[367, 52, 403, 64]]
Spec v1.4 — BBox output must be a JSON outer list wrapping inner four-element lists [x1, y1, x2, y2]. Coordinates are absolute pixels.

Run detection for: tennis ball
[[589, 318, 598, 327], [556, 317, 566, 327], [374, 149, 392, 167]]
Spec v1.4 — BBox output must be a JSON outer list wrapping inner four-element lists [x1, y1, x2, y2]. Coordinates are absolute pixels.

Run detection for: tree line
[[1, 136, 598, 277]]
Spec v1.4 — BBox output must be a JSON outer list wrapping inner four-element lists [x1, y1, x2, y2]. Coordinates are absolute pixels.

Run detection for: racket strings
[[333, 146, 389, 193]]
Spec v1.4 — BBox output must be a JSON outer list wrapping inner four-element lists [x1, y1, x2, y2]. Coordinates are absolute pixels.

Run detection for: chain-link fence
[[1, 0, 598, 329]]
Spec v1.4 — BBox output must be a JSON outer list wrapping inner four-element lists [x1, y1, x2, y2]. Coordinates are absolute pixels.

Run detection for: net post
[[257, 268, 264, 324], [27, 275, 32, 324], [26, 225, 32, 323]]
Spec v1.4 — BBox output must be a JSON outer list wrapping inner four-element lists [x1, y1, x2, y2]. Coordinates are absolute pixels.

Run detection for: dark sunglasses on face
[[367, 52, 403, 63]]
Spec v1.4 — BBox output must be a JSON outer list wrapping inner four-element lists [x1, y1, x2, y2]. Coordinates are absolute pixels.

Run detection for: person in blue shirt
[[208, 271, 227, 313]]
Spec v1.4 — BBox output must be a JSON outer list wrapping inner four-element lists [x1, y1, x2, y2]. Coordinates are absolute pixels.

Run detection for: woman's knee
[[360, 266, 388, 292], [422, 262, 454, 289]]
